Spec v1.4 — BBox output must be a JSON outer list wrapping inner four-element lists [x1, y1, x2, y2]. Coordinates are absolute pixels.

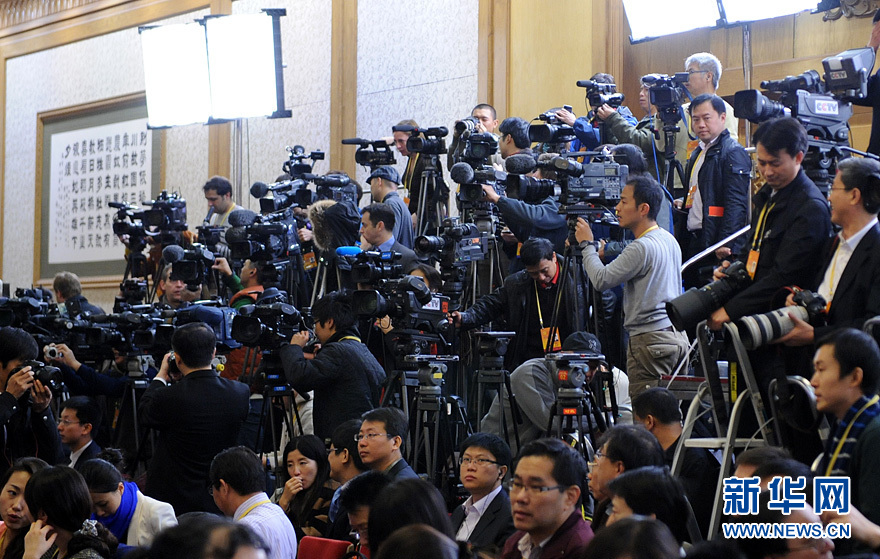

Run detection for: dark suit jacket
[[813, 223, 880, 340], [451, 489, 515, 550], [139, 370, 249, 515], [387, 457, 419, 480], [70, 440, 102, 471], [390, 241, 419, 273]]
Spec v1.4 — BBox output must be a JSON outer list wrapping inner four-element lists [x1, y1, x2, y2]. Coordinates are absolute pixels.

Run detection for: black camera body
[[231, 291, 306, 350], [641, 73, 689, 126], [415, 219, 489, 266], [353, 276, 452, 335], [461, 132, 498, 164], [529, 105, 575, 144], [348, 250, 405, 285], [342, 137, 397, 170], [110, 190, 188, 250], [546, 351, 605, 391], [405, 127, 449, 156], [17, 360, 64, 393], [228, 212, 298, 263], [666, 260, 752, 332], [282, 145, 325, 179]]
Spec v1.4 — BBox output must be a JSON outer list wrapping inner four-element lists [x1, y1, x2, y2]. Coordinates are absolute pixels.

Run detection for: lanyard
[[750, 201, 776, 252], [239, 499, 271, 519], [215, 203, 237, 227], [405, 154, 420, 188], [339, 335, 362, 343], [534, 283, 546, 329], [825, 394, 880, 475], [637, 225, 659, 239]]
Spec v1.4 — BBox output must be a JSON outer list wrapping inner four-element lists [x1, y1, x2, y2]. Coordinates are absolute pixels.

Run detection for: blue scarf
[[819, 395, 880, 476], [93, 481, 139, 541]]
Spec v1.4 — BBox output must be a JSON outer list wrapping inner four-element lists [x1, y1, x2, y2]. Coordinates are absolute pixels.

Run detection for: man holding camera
[[280, 290, 386, 440], [448, 103, 501, 170], [368, 166, 415, 250], [359, 203, 419, 274], [391, 119, 429, 230], [0, 327, 63, 471], [555, 73, 638, 151], [203, 176, 245, 256], [498, 117, 533, 161], [575, 175, 689, 398]]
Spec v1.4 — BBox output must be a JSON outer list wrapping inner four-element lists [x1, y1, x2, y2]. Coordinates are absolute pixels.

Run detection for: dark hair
[[0, 327, 39, 371], [79, 459, 123, 494], [752, 117, 808, 158], [147, 515, 224, 559], [53, 272, 83, 300], [627, 175, 663, 221], [210, 446, 265, 496], [632, 387, 681, 425], [536, 152, 559, 181], [606, 466, 691, 543], [728, 491, 789, 559], [817, 327, 880, 396], [515, 438, 587, 500], [312, 290, 357, 334], [330, 419, 367, 473], [611, 144, 648, 177], [472, 103, 497, 120], [0, 459, 48, 559], [338, 470, 393, 513], [60, 395, 102, 431], [203, 176, 232, 197], [367, 478, 454, 556], [204, 522, 270, 559], [25, 466, 118, 558], [685, 540, 747, 559], [460, 432, 512, 470], [582, 517, 681, 559], [281, 435, 331, 526], [752, 458, 813, 496], [362, 202, 396, 231], [171, 322, 216, 369], [688, 93, 726, 117], [598, 425, 666, 471], [96, 448, 126, 473], [520, 237, 555, 267], [499, 117, 530, 149], [375, 524, 461, 559], [361, 406, 409, 440], [410, 263, 442, 293], [590, 72, 616, 87], [836, 157, 880, 214]]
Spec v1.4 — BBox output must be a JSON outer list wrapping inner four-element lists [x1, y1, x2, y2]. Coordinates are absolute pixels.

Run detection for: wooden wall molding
[[330, 0, 357, 176]]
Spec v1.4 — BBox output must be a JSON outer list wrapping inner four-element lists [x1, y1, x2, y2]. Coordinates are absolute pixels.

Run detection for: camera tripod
[[546, 385, 606, 461], [473, 332, 522, 451], [414, 155, 449, 237]]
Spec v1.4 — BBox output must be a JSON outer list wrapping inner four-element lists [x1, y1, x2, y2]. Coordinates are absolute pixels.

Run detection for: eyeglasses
[[327, 447, 343, 455], [587, 449, 606, 472], [57, 419, 81, 426], [510, 481, 566, 496], [459, 457, 501, 467], [355, 433, 394, 442], [688, 69, 709, 76]]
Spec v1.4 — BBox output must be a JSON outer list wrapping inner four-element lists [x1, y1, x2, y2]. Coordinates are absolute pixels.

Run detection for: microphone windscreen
[[161, 244, 185, 264], [450, 162, 475, 185], [250, 182, 270, 199], [227, 209, 258, 227], [505, 154, 538, 175], [335, 246, 363, 257]]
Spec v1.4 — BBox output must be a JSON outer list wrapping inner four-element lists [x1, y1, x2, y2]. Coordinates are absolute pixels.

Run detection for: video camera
[[352, 275, 452, 335], [162, 244, 214, 291], [227, 211, 298, 263], [347, 250, 405, 285], [529, 105, 575, 144], [342, 137, 397, 170], [394, 125, 449, 156], [231, 287, 309, 350], [641, 73, 689, 126], [282, 145, 325, 179], [577, 80, 625, 110], [110, 190, 188, 251], [544, 151, 625, 224], [415, 218, 489, 311]]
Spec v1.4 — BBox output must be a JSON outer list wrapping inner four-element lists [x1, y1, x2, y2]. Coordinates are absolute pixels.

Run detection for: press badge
[[541, 327, 562, 352], [746, 250, 760, 280]]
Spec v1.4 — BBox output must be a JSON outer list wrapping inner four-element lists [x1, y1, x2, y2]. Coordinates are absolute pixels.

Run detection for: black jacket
[[64, 294, 104, 317], [139, 369, 249, 515], [812, 223, 880, 340], [451, 489, 515, 550], [725, 170, 832, 321], [0, 392, 63, 472], [496, 196, 568, 255], [280, 329, 386, 440], [683, 129, 751, 256], [387, 457, 419, 480]]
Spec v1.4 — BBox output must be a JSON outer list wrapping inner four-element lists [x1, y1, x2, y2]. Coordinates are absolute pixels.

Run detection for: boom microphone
[[505, 153, 538, 175], [450, 162, 476, 185], [227, 209, 259, 228], [161, 244, 185, 264]]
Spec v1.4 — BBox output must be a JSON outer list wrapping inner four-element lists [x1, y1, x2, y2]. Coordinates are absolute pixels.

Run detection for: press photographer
[[447, 103, 501, 171], [554, 73, 637, 151], [497, 117, 533, 161], [212, 257, 265, 310]]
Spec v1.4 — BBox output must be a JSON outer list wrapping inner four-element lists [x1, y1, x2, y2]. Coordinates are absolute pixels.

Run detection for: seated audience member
[[581, 517, 682, 559], [604, 466, 691, 545], [684, 540, 748, 559], [751, 458, 812, 489], [367, 478, 455, 557], [326, 420, 367, 540], [273, 435, 336, 540], [209, 446, 297, 559], [588, 425, 665, 532], [79, 458, 176, 547], [632, 387, 719, 536], [375, 524, 464, 559], [280, 290, 386, 440], [201, 521, 270, 559], [23, 466, 118, 559], [503, 438, 593, 559], [358, 407, 419, 479], [452, 433, 515, 550], [730, 491, 833, 559], [338, 471, 393, 553], [57, 397, 102, 471], [731, 446, 791, 478], [0, 458, 49, 559], [0, 327, 63, 472], [145, 516, 269, 559], [53, 272, 103, 316]]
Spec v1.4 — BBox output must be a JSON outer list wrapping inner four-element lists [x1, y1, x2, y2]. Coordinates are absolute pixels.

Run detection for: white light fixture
[[721, 0, 817, 24], [623, 0, 721, 43], [140, 22, 211, 127]]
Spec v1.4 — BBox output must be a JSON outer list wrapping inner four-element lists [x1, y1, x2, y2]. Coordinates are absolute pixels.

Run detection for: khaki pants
[[626, 328, 690, 399]]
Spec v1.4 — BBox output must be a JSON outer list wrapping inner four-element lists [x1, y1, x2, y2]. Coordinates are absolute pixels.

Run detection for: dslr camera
[[735, 290, 827, 350], [666, 260, 752, 332]]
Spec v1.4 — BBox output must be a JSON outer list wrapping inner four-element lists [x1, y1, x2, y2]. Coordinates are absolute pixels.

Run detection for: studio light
[[622, 0, 721, 43]]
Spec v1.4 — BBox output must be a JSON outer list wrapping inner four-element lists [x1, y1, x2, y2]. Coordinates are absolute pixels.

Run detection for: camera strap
[[824, 394, 880, 475], [746, 201, 776, 279]]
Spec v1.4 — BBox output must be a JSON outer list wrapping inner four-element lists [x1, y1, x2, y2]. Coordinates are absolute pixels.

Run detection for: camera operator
[[44, 342, 152, 399], [212, 257, 265, 310], [359, 203, 419, 274], [203, 176, 246, 256], [390, 119, 428, 229], [854, 10, 880, 158], [280, 290, 386, 440], [53, 271, 104, 316], [481, 332, 631, 455], [448, 103, 502, 170], [679, 94, 751, 289], [309, 199, 362, 292], [451, 237, 583, 370], [0, 326, 63, 471], [157, 264, 189, 309], [575, 175, 689, 398], [555, 73, 638, 151], [368, 166, 415, 250], [709, 117, 832, 331], [778, 157, 880, 346], [497, 117, 534, 162]]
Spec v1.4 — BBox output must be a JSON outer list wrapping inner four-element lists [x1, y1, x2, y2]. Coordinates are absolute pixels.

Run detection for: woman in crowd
[[79, 459, 177, 547], [23, 466, 117, 559], [605, 466, 692, 544], [0, 458, 49, 559], [368, 478, 455, 557], [274, 435, 336, 539]]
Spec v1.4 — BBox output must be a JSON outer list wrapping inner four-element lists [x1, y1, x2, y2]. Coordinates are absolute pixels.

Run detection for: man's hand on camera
[[778, 313, 814, 346], [298, 228, 313, 243], [708, 307, 731, 331], [554, 108, 577, 126], [212, 257, 233, 277], [715, 247, 732, 261], [5, 368, 34, 400], [45, 343, 81, 371], [450, 311, 463, 327], [595, 104, 616, 121], [574, 218, 594, 244], [290, 331, 311, 348], [481, 184, 501, 203], [156, 353, 172, 383], [30, 380, 51, 412], [713, 260, 731, 281]]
